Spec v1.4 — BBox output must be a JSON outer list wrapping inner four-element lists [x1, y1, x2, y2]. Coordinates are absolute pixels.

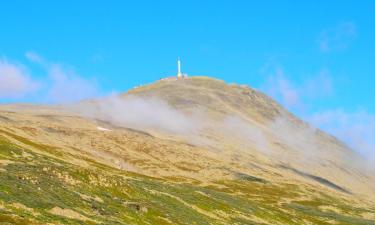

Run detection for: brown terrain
[[0, 76, 374, 224]]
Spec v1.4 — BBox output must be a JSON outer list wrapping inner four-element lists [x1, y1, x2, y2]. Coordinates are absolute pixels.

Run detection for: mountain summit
[[0, 76, 374, 224]]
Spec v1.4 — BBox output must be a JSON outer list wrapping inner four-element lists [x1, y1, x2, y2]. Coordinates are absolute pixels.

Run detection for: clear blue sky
[[1, 1, 375, 155], [0, 1, 374, 108]]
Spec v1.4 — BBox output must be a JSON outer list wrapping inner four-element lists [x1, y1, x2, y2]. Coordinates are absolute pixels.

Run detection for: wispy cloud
[[303, 69, 333, 98], [45, 64, 99, 103], [0, 59, 40, 99], [74, 93, 273, 153], [25, 51, 45, 64], [308, 109, 375, 162], [263, 68, 300, 109], [0, 52, 101, 103], [261, 65, 374, 164], [317, 22, 357, 53], [76, 95, 201, 135], [261, 67, 333, 112], [24, 51, 99, 103]]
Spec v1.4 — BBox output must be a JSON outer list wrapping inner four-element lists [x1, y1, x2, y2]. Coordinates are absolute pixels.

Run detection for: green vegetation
[[1, 136, 374, 224]]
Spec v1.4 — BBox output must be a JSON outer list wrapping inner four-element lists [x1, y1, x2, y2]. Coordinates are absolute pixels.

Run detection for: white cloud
[[24, 51, 99, 103], [221, 115, 269, 152], [261, 67, 333, 112], [75, 95, 201, 134], [304, 69, 333, 98], [260, 64, 375, 165], [264, 68, 300, 109], [0, 59, 39, 98], [25, 51, 44, 64], [45, 64, 98, 103], [308, 109, 375, 162], [318, 22, 357, 53]]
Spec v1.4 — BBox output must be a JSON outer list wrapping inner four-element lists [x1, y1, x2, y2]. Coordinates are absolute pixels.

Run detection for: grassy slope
[[1, 135, 375, 225]]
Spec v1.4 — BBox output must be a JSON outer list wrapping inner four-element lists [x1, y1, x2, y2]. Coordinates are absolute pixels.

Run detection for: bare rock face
[[0, 76, 374, 224]]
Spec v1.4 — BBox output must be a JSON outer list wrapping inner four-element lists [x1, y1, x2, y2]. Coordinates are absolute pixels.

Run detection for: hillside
[[0, 76, 374, 224]]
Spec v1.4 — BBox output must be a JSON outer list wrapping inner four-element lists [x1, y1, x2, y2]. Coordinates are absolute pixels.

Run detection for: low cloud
[[0, 53, 99, 103], [0, 59, 39, 99], [74, 94, 271, 151], [24, 51, 99, 103], [308, 109, 375, 162], [45, 64, 98, 103], [260, 65, 375, 165], [73, 94, 338, 167], [303, 70, 333, 98], [261, 67, 333, 113], [268, 115, 324, 165], [75, 95, 201, 135], [263, 68, 300, 109], [220, 116, 268, 152], [317, 22, 357, 53]]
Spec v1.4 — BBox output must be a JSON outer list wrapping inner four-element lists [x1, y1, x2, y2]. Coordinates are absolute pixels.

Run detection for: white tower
[[177, 57, 182, 78]]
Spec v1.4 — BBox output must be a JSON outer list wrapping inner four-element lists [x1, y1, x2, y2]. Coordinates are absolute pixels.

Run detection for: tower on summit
[[177, 57, 182, 78], [176, 58, 187, 78]]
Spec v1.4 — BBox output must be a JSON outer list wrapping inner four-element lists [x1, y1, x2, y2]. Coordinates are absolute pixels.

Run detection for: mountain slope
[[0, 76, 374, 224]]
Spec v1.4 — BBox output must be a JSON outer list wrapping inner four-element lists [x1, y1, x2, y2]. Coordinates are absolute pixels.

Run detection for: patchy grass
[[1, 136, 375, 224]]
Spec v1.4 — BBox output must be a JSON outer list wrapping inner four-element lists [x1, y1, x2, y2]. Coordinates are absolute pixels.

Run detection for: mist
[[72, 94, 271, 151], [72, 94, 325, 166], [75, 95, 203, 135], [308, 110, 375, 168], [71, 92, 374, 174]]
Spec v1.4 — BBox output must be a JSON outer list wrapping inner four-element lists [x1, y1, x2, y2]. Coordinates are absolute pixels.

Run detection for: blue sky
[[0, 1, 375, 157]]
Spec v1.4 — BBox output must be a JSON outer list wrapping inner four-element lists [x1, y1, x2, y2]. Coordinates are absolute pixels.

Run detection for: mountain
[[0, 76, 374, 224]]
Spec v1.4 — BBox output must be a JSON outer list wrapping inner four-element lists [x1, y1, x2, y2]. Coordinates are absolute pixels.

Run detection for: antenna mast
[[177, 58, 182, 78]]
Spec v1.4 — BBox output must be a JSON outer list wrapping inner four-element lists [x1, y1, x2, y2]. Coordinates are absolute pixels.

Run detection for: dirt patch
[[11, 203, 34, 212], [319, 205, 343, 214], [78, 193, 104, 203], [0, 160, 14, 166], [10, 202, 40, 216], [361, 212, 375, 220], [48, 206, 92, 222]]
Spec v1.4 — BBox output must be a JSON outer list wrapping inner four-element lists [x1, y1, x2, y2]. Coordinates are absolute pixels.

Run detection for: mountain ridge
[[0, 76, 374, 224]]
